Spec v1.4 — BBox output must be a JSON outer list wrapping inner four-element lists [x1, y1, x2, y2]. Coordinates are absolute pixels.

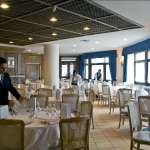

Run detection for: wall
[[0, 46, 42, 83]]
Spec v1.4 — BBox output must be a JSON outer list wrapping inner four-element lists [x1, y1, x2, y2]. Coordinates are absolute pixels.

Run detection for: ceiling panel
[[0, 0, 47, 18], [60, 20, 117, 35], [0, 20, 46, 33], [60, 0, 113, 19], [0, 0, 141, 46], [22, 8, 87, 27]]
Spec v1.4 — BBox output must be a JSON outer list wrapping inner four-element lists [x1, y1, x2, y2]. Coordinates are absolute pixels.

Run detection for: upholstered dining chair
[[37, 88, 52, 97], [59, 117, 90, 150], [29, 95, 48, 108], [101, 84, 111, 106], [0, 119, 24, 150], [128, 101, 150, 150], [78, 101, 94, 129], [62, 94, 79, 114], [138, 96, 150, 127], [118, 88, 132, 128]]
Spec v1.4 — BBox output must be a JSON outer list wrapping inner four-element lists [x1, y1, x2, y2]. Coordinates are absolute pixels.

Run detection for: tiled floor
[[90, 103, 150, 150]]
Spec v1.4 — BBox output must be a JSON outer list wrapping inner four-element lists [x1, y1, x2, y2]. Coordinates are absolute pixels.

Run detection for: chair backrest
[[62, 94, 79, 113], [135, 89, 148, 100], [88, 89, 95, 103], [79, 101, 93, 119], [38, 88, 52, 97], [48, 100, 61, 110], [0, 119, 24, 150], [102, 84, 111, 96], [138, 96, 150, 115], [118, 88, 132, 107], [29, 95, 48, 108], [62, 87, 79, 95], [59, 117, 90, 150], [128, 101, 141, 137]]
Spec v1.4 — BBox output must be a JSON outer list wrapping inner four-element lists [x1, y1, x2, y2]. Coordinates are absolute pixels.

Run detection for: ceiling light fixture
[[49, 17, 58, 22], [123, 38, 127, 41], [0, 2, 9, 9], [95, 41, 99, 44], [28, 37, 33, 41], [9, 41, 14, 44], [73, 44, 77, 47], [83, 26, 90, 31], [52, 32, 58, 36]]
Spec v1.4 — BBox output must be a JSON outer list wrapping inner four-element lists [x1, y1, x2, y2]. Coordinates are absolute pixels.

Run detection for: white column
[[116, 48, 124, 82], [43, 44, 59, 89]]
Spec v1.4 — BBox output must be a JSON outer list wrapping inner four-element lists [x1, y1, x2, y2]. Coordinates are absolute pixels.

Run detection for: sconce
[[119, 56, 124, 65]]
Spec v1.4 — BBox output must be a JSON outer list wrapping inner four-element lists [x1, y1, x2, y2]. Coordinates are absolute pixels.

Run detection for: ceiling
[[0, 0, 141, 46], [0, 0, 150, 55]]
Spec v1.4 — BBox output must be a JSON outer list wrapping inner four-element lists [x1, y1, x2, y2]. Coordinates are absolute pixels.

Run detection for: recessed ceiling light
[[52, 32, 58, 36], [95, 41, 100, 44], [28, 37, 33, 41], [49, 17, 58, 22], [9, 41, 14, 44], [83, 26, 90, 31], [0, 2, 9, 9], [73, 44, 77, 47], [123, 38, 127, 41], [91, 47, 95, 50]]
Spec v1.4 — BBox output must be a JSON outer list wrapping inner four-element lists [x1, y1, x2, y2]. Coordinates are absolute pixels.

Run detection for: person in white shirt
[[70, 70, 82, 86]]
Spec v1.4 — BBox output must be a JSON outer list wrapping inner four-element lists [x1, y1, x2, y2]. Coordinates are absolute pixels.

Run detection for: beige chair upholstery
[[0, 119, 24, 150], [62, 87, 79, 95], [138, 96, 150, 127], [59, 117, 90, 150], [37, 88, 52, 97], [128, 101, 150, 150], [79, 101, 94, 129], [101, 84, 111, 106], [88, 89, 96, 104], [29, 95, 48, 108], [118, 88, 132, 128], [62, 94, 79, 113]]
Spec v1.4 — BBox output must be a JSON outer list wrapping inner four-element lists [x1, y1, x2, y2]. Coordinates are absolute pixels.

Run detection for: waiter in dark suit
[[0, 57, 24, 106]]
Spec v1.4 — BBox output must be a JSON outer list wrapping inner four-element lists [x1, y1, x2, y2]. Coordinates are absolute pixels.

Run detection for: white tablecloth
[[9, 110, 60, 150]]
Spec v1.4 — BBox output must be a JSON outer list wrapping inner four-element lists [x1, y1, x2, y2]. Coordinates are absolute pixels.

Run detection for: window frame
[[127, 50, 150, 86], [83, 57, 111, 81]]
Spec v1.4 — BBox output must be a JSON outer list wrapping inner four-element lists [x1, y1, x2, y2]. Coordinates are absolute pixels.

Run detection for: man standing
[[94, 69, 102, 81], [0, 57, 24, 106]]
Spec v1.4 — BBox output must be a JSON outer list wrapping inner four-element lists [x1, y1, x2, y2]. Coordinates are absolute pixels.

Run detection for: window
[[135, 62, 145, 83], [106, 64, 111, 80], [148, 62, 150, 83], [83, 57, 111, 81], [60, 57, 78, 79], [126, 50, 150, 85], [61, 65, 68, 77], [127, 54, 134, 83], [7, 57, 15, 68]]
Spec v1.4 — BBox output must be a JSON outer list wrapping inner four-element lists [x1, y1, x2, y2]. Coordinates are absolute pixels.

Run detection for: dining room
[[0, 0, 150, 150]]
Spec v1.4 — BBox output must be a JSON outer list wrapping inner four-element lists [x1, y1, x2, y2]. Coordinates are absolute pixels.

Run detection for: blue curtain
[[123, 38, 150, 81], [79, 50, 117, 81]]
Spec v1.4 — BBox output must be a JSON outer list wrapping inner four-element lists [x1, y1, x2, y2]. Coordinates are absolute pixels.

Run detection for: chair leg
[[122, 117, 125, 125], [92, 115, 94, 129], [137, 143, 140, 150], [118, 114, 121, 128], [130, 139, 133, 150]]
